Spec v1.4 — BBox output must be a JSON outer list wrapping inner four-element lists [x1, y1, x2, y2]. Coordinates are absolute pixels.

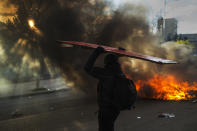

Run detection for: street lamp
[[28, 19, 35, 28]]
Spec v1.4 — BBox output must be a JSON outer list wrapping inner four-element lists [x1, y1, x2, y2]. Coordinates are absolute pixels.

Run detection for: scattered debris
[[49, 107, 54, 111], [158, 113, 175, 118], [192, 99, 197, 103], [28, 96, 32, 99], [11, 109, 23, 118], [136, 116, 142, 119]]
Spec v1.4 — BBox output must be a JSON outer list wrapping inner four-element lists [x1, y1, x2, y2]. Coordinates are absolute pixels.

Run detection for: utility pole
[[164, 0, 167, 18], [163, 0, 167, 41]]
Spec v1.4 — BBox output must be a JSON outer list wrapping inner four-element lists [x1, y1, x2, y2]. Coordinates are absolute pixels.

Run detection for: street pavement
[[0, 89, 197, 131], [0, 77, 69, 98]]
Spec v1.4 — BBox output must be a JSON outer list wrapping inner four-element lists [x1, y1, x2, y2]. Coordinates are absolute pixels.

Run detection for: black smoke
[[3, 0, 153, 90]]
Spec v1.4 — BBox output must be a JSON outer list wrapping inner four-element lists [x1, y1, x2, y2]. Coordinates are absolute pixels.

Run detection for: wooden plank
[[57, 40, 178, 64]]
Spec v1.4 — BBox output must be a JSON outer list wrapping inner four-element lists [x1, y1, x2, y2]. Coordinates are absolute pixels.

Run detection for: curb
[[0, 88, 70, 100]]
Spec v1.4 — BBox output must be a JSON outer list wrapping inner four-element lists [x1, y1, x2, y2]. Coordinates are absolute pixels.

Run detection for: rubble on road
[[11, 109, 23, 118], [158, 113, 175, 118]]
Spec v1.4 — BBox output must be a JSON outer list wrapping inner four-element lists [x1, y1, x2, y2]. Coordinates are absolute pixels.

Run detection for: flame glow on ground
[[135, 74, 197, 100]]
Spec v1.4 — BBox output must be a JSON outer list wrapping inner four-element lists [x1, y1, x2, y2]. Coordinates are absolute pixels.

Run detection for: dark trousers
[[98, 107, 120, 131]]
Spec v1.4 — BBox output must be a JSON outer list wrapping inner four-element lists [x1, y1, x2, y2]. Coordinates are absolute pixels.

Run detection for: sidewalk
[[0, 77, 70, 99]]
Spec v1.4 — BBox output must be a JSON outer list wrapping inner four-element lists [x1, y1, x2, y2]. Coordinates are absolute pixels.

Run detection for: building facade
[[157, 17, 178, 42], [163, 18, 178, 41], [157, 18, 197, 50], [181, 34, 197, 44]]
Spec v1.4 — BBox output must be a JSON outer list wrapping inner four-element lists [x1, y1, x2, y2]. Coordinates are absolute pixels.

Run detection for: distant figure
[[84, 46, 123, 131]]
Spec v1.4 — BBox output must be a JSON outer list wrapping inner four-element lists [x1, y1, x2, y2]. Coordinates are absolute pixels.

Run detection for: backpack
[[112, 75, 137, 110]]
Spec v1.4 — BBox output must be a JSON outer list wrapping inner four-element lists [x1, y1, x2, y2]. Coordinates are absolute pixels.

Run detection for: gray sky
[[113, 0, 197, 34]]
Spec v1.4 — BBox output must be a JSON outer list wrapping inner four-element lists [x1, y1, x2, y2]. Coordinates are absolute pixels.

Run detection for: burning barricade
[[135, 74, 197, 100]]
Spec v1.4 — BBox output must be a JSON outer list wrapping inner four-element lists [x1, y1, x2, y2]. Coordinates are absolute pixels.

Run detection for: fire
[[135, 74, 197, 100]]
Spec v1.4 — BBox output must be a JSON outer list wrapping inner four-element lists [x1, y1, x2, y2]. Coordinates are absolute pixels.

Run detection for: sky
[[113, 0, 197, 34]]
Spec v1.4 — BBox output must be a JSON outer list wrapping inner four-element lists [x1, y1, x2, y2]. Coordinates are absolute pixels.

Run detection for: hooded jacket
[[84, 48, 123, 108]]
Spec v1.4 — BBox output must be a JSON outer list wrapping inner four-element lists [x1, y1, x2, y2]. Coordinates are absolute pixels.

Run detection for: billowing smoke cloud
[[120, 40, 196, 82], [1, 0, 197, 95]]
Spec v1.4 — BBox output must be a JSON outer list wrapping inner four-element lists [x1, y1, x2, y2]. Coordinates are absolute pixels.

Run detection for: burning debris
[[121, 42, 197, 101], [135, 74, 197, 100]]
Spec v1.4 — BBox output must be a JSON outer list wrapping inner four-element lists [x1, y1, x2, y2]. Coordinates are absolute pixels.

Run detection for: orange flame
[[135, 74, 197, 100]]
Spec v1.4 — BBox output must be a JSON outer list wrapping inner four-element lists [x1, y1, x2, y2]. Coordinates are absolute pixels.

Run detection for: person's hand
[[95, 46, 105, 54]]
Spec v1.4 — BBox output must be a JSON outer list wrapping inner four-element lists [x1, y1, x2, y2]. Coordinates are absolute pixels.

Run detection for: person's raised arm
[[84, 46, 105, 75]]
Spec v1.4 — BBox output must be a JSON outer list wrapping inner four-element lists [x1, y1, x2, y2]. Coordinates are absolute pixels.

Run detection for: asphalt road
[[0, 90, 197, 131]]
